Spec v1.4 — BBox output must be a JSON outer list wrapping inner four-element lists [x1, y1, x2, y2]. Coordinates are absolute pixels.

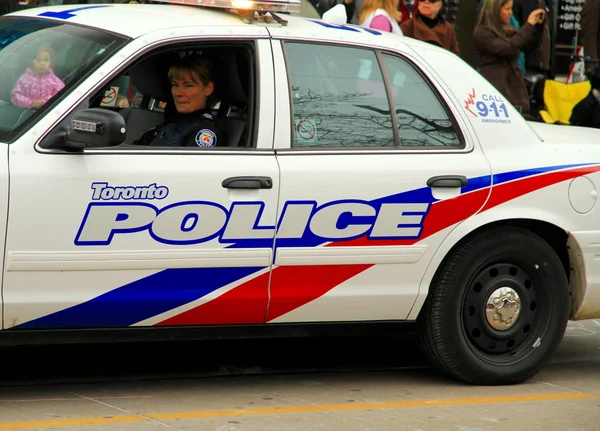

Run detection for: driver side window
[[0, 16, 126, 143], [40, 42, 256, 151]]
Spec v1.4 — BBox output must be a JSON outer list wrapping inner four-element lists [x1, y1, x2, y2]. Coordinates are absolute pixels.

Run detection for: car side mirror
[[64, 108, 127, 150], [43, 108, 126, 151]]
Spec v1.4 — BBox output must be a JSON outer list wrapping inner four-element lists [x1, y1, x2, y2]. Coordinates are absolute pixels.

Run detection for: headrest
[[128, 53, 174, 102], [211, 50, 248, 107]]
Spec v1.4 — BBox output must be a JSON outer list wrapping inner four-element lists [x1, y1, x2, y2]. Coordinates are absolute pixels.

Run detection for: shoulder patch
[[203, 113, 214, 120], [195, 129, 217, 147]]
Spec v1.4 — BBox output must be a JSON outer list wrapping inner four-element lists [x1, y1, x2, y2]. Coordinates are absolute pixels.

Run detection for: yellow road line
[[0, 415, 145, 431], [0, 392, 596, 430], [149, 392, 596, 420]]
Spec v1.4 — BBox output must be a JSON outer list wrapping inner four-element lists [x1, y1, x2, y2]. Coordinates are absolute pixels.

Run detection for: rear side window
[[285, 42, 394, 148], [284, 41, 463, 150], [381, 54, 462, 148]]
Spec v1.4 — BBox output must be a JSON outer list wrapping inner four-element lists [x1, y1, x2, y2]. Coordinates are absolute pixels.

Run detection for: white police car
[[1, 0, 599, 386]]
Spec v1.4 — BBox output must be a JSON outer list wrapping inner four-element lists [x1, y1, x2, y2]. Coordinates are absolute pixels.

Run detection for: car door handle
[[222, 176, 273, 189], [427, 175, 468, 188]]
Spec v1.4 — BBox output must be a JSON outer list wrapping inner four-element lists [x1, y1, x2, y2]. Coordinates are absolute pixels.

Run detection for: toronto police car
[[1, 0, 599, 386]]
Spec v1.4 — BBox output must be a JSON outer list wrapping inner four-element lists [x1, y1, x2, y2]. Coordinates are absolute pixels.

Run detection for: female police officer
[[133, 55, 227, 148]]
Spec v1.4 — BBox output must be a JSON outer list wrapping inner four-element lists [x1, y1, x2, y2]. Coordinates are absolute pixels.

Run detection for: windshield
[[0, 17, 128, 143]]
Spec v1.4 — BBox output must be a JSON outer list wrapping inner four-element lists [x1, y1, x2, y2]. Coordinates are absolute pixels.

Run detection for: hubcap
[[485, 287, 521, 330]]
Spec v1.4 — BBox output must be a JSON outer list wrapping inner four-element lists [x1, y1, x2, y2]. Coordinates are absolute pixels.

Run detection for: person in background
[[581, 0, 600, 69], [400, 0, 460, 55], [570, 67, 600, 128], [511, 0, 554, 77], [398, 0, 411, 23], [311, 0, 357, 22], [359, 0, 403, 34], [473, 0, 545, 113], [477, 0, 526, 74]]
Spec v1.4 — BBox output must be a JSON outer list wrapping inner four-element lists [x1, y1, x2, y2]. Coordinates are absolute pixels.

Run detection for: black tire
[[417, 227, 569, 385]]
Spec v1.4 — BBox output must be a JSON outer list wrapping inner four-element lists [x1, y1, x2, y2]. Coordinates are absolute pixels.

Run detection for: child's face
[[32, 49, 51, 75]]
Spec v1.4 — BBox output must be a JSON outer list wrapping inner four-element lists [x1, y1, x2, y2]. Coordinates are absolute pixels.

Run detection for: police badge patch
[[195, 129, 217, 147]]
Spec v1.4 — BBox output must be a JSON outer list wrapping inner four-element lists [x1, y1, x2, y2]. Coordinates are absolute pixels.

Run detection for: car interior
[[87, 42, 256, 149]]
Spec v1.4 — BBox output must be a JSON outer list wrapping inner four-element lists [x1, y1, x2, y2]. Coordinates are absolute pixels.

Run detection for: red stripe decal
[[156, 272, 270, 326], [157, 164, 600, 325], [333, 188, 491, 248], [265, 263, 371, 322], [482, 165, 600, 211], [265, 166, 600, 322]]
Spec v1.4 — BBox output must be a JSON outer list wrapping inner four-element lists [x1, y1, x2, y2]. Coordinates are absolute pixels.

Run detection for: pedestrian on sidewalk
[[400, 0, 460, 55], [359, 0, 404, 34], [581, 0, 600, 68], [473, 0, 545, 113]]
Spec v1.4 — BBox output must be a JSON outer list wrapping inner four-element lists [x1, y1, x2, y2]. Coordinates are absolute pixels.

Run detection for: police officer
[[133, 55, 227, 148]]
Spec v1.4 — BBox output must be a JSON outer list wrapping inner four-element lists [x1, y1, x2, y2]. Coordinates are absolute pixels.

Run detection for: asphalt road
[[0, 320, 597, 431]]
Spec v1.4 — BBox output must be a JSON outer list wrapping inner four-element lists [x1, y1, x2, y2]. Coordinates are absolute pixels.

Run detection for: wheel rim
[[462, 262, 548, 364]]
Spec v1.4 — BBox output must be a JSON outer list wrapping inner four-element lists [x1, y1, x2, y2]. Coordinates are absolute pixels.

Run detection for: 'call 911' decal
[[75, 182, 430, 247], [464, 88, 511, 124]]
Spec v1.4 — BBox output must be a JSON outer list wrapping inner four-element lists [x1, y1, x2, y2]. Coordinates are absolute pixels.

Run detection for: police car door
[[3, 31, 279, 330], [266, 31, 492, 323]]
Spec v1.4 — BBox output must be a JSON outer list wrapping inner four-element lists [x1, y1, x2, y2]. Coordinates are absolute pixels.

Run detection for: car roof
[[9, 3, 254, 38], [8, 3, 439, 64], [8, 3, 348, 39]]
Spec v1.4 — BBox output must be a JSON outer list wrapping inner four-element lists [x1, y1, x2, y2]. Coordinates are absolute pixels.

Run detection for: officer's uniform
[[133, 108, 227, 148]]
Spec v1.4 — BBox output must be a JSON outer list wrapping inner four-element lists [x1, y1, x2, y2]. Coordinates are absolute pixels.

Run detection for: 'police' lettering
[[222, 203, 275, 241], [310, 202, 375, 240], [75, 203, 157, 246], [276, 202, 315, 239], [150, 202, 227, 244], [370, 203, 429, 238], [75, 199, 430, 246]]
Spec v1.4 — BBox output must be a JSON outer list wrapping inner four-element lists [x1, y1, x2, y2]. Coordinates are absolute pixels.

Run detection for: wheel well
[[429, 219, 572, 310]]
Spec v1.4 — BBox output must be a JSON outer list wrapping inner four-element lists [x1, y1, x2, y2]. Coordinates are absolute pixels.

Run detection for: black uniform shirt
[[133, 108, 227, 148]]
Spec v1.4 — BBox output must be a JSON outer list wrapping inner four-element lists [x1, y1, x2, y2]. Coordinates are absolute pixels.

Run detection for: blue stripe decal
[[14, 266, 263, 329], [38, 6, 109, 19], [462, 174, 492, 194], [492, 163, 596, 186], [14, 163, 598, 330], [228, 174, 494, 251], [10, 174, 496, 329]]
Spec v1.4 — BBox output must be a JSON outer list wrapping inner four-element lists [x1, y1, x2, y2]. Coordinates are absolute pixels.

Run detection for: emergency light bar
[[146, 0, 301, 13]]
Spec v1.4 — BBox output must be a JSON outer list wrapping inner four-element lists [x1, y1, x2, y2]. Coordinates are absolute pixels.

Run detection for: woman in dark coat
[[473, 0, 545, 113], [401, 0, 460, 55]]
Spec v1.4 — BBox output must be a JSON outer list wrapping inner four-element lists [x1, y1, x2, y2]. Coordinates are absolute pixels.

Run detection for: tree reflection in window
[[382, 54, 462, 148], [285, 42, 462, 150], [287, 43, 394, 148]]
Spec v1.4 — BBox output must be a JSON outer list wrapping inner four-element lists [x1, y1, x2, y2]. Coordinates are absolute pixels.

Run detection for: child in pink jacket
[[11, 45, 65, 110]]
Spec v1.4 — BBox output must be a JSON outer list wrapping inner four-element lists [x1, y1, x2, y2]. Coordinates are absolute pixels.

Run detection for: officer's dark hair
[[168, 55, 216, 87]]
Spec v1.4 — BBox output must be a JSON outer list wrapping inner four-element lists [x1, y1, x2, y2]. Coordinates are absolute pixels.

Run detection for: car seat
[[208, 49, 249, 147], [117, 53, 174, 144]]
